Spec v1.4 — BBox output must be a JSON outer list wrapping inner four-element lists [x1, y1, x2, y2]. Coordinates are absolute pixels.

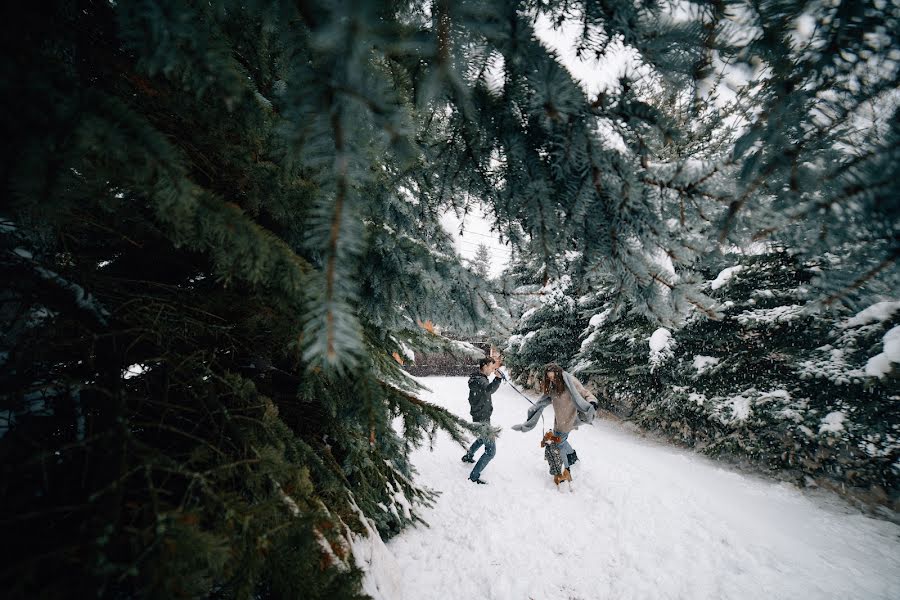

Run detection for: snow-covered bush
[[503, 287, 583, 378], [518, 250, 899, 509]]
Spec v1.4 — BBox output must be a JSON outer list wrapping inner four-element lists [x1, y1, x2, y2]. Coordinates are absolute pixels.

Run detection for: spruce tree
[[572, 250, 898, 506], [1, 2, 485, 597], [497, 0, 899, 509], [471, 243, 493, 280]]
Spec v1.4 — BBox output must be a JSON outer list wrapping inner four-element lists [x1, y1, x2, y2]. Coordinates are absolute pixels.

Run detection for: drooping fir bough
[[0, 0, 896, 598]]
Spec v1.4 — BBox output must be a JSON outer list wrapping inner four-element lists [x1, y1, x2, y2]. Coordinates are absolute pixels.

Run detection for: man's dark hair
[[478, 357, 496, 369]]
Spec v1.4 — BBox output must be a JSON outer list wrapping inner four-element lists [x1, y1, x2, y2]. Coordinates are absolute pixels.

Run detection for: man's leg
[[462, 437, 484, 462], [469, 438, 496, 482]]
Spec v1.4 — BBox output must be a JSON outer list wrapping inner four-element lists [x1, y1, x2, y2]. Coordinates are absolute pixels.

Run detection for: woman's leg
[[554, 430, 573, 469]]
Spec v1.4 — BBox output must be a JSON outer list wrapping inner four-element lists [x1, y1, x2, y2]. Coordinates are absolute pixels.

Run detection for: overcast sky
[[440, 15, 632, 278]]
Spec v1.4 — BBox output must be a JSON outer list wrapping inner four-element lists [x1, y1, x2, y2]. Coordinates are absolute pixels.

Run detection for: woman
[[512, 363, 598, 471]]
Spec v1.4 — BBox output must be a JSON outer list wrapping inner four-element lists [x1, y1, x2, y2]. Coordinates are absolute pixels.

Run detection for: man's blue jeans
[[466, 433, 496, 480], [554, 430, 573, 470]]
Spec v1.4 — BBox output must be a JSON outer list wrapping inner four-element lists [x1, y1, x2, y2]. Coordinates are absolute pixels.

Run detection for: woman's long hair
[[541, 363, 565, 395]]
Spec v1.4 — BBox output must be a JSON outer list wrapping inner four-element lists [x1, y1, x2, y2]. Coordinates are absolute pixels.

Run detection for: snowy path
[[386, 377, 900, 600]]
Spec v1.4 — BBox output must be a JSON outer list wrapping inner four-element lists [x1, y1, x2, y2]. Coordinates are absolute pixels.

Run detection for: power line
[[456, 240, 501, 249], [453, 235, 494, 244], [457, 247, 512, 260], [464, 242, 496, 252], [461, 249, 511, 257], [453, 235, 508, 246], [445, 234, 512, 257], [456, 228, 503, 240]]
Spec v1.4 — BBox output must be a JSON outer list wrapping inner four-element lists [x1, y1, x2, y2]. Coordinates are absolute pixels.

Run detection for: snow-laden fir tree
[[471, 242, 493, 280], [1, 0, 898, 598], [1, 1, 489, 597], [504, 248, 899, 507], [499, 0, 899, 509]]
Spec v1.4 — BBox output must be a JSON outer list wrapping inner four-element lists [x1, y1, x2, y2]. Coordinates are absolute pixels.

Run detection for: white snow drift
[[380, 376, 900, 600]]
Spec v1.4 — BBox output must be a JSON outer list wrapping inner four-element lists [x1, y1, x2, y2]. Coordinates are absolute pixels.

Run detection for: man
[[461, 356, 505, 484]]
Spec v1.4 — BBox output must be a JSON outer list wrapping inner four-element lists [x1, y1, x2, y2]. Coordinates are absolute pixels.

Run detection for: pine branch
[[324, 103, 350, 362], [822, 252, 899, 307]]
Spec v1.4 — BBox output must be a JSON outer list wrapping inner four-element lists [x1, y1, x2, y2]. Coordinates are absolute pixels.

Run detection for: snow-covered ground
[[385, 376, 900, 600]]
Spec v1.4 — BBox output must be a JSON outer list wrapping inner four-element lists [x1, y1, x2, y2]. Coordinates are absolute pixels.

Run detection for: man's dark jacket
[[468, 371, 502, 422]]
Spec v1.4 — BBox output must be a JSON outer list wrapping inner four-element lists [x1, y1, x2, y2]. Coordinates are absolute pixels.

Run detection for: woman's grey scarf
[[511, 372, 596, 433]]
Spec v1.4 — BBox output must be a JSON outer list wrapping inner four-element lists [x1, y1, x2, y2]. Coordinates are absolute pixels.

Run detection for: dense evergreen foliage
[[1, 1, 485, 597], [504, 250, 899, 510], [498, 0, 899, 513], [1, 0, 897, 597]]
